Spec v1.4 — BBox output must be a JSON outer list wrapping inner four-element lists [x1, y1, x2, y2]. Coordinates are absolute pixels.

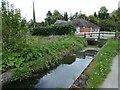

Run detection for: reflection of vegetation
[[86, 38, 118, 88], [61, 56, 75, 64], [76, 50, 97, 59], [97, 39, 107, 47]]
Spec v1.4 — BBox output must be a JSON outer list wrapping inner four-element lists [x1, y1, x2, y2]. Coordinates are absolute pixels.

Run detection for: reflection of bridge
[[78, 31, 120, 41]]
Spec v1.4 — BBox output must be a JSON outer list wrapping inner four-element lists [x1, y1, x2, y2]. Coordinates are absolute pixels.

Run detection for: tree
[[98, 6, 109, 19], [99, 6, 108, 14], [88, 15, 98, 25], [63, 12, 68, 21], [46, 10, 52, 17], [2, 1, 29, 55], [45, 16, 52, 25], [45, 10, 64, 25], [94, 12, 97, 17], [78, 14, 87, 20], [116, 8, 120, 31], [74, 12, 78, 18], [53, 10, 61, 16], [116, 8, 120, 20], [69, 14, 74, 20], [110, 10, 117, 21], [52, 10, 64, 20]]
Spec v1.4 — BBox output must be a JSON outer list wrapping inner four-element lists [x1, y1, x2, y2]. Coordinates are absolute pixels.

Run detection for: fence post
[[84, 33, 86, 38], [115, 31, 117, 39], [98, 32, 100, 40]]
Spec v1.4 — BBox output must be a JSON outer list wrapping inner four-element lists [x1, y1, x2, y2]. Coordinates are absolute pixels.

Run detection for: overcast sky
[[8, 0, 120, 22]]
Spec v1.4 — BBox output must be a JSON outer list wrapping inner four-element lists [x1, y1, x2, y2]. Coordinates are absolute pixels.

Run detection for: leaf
[[15, 58, 24, 68], [7, 61, 14, 67]]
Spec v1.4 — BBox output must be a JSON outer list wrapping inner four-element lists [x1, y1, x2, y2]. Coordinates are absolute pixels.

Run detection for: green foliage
[[46, 11, 52, 17], [87, 7, 120, 32], [10, 35, 87, 81], [99, 19, 117, 31], [88, 7, 120, 32], [32, 25, 75, 36], [69, 11, 87, 20], [45, 10, 64, 25], [2, 1, 29, 71], [98, 6, 109, 19], [2, 1, 28, 51], [97, 39, 107, 47], [94, 12, 97, 17], [86, 38, 118, 88], [32, 7, 119, 32], [88, 15, 99, 25], [63, 12, 68, 21]]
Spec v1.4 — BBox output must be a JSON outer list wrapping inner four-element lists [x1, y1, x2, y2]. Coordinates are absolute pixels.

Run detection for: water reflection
[[2, 50, 97, 89], [35, 58, 92, 88], [34, 50, 97, 88]]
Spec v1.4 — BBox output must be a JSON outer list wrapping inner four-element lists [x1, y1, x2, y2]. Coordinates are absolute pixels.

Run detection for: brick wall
[[80, 27, 99, 32], [80, 27, 90, 32]]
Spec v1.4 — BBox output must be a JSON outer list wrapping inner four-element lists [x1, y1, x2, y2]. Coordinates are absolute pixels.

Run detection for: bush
[[32, 25, 75, 36], [2, 1, 29, 72]]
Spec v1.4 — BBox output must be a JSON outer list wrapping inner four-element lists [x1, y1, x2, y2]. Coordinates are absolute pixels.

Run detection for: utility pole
[[33, 0, 36, 28]]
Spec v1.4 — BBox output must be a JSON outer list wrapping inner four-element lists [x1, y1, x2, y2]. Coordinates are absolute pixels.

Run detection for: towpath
[[99, 54, 119, 88]]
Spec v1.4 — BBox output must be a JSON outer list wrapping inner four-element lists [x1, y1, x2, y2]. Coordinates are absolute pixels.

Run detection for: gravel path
[[99, 55, 119, 88]]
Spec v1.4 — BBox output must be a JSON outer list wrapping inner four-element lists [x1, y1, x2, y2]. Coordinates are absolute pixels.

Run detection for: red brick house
[[72, 19, 100, 34], [54, 19, 100, 34]]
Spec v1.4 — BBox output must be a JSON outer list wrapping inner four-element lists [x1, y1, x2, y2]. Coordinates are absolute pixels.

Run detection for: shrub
[[32, 25, 75, 36], [2, 1, 29, 72]]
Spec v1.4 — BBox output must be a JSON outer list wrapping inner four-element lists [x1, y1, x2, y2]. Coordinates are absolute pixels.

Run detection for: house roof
[[72, 19, 100, 29], [54, 20, 71, 26]]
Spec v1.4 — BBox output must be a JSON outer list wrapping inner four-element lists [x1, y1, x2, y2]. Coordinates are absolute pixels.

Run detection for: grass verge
[[86, 38, 118, 88]]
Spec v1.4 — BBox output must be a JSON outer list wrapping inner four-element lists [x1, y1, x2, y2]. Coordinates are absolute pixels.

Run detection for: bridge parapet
[[78, 32, 120, 41]]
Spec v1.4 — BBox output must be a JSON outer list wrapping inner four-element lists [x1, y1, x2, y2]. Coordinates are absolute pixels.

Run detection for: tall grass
[[86, 38, 118, 88]]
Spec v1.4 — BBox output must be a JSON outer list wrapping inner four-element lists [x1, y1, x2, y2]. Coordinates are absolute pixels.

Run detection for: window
[[76, 27, 80, 33]]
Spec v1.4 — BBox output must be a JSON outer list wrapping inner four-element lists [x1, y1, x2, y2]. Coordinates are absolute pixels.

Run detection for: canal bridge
[[78, 31, 120, 41]]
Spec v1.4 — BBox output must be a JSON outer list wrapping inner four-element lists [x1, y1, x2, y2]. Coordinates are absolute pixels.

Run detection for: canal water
[[2, 50, 97, 89]]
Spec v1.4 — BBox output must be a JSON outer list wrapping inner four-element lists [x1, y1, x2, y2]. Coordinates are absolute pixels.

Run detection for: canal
[[2, 49, 97, 89]]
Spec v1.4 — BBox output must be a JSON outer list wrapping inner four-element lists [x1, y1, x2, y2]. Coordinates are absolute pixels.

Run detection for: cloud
[[8, 0, 119, 22], [118, 1, 120, 8]]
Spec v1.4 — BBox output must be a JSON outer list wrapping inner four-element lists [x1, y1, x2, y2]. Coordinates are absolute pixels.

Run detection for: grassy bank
[[86, 38, 118, 88], [10, 35, 87, 81]]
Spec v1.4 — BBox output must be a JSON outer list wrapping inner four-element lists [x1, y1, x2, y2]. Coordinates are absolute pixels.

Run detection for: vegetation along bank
[[86, 38, 118, 88], [7, 35, 87, 81], [2, 1, 87, 82]]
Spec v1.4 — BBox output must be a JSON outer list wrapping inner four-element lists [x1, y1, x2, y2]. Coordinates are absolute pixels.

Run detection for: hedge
[[32, 25, 76, 36]]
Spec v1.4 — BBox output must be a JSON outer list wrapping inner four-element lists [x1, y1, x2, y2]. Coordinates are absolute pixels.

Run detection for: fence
[[83, 32, 120, 40]]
